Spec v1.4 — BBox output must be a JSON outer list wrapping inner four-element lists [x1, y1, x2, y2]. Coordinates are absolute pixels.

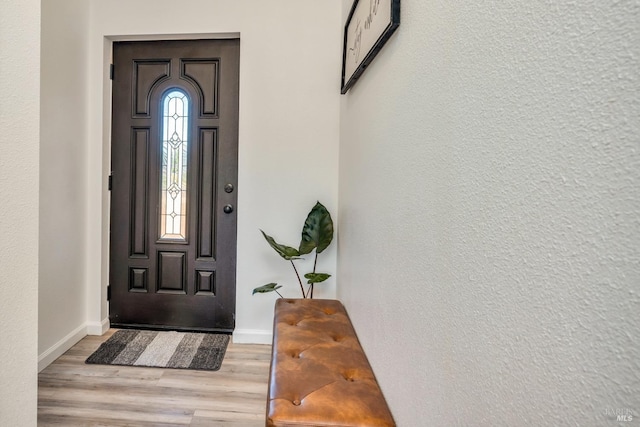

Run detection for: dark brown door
[[109, 39, 239, 332]]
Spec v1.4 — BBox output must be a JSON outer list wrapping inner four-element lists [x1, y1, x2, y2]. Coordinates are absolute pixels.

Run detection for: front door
[[109, 39, 239, 332]]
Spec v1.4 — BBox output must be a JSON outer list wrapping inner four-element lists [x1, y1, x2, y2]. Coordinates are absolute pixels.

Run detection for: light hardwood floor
[[38, 330, 272, 426]]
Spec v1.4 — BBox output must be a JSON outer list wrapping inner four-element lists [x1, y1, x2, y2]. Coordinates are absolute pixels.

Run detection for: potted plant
[[252, 201, 334, 299]]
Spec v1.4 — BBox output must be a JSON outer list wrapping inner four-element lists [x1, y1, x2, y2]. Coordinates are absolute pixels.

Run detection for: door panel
[[109, 39, 239, 332]]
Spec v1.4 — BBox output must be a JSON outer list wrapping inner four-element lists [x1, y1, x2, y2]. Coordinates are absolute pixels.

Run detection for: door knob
[[223, 204, 234, 214]]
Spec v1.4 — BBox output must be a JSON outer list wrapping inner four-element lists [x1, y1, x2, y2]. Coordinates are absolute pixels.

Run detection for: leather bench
[[266, 298, 395, 427]]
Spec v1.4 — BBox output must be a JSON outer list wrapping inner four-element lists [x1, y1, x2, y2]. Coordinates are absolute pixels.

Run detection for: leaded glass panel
[[160, 90, 189, 241]]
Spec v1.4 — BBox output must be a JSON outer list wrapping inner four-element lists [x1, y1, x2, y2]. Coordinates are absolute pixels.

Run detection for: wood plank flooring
[[38, 330, 272, 426]]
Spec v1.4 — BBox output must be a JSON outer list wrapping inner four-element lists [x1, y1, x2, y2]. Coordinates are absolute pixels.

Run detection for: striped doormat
[[86, 329, 230, 371]]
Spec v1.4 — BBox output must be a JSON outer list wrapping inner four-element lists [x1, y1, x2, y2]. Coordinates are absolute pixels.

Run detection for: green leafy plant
[[252, 201, 334, 299]]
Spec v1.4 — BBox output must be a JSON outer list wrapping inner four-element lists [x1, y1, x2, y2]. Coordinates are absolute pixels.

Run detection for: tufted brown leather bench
[[266, 298, 395, 427]]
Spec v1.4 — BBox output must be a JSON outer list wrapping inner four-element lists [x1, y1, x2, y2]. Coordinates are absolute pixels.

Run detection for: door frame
[[87, 33, 241, 336], [108, 38, 239, 332]]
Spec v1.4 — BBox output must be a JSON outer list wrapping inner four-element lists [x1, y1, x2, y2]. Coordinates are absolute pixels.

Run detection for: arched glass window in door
[[159, 90, 189, 241]]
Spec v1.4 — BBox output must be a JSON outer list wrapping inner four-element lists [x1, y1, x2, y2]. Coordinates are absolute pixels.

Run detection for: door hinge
[[108, 174, 113, 191], [107, 285, 111, 301], [110, 64, 114, 80]]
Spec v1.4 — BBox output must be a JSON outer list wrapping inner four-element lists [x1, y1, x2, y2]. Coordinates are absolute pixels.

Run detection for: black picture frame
[[341, 0, 400, 94]]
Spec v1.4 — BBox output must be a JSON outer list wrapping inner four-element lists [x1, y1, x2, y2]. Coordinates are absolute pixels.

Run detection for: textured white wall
[[39, 0, 91, 370], [0, 0, 40, 424], [86, 0, 342, 342], [338, 0, 640, 425]]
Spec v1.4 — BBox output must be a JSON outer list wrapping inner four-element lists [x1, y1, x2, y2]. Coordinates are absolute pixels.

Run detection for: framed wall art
[[341, 0, 400, 94]]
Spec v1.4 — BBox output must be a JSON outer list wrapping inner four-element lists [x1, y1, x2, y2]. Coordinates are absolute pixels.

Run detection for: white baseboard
[[38, 323, 88, 372], [86, 317, 110, 335], [233, 328, 272, 345], [38, 318, 110, 372]]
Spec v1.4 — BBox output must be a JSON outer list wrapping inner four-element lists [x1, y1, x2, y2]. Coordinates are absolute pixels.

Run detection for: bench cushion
[[266, 298, 395, 427]]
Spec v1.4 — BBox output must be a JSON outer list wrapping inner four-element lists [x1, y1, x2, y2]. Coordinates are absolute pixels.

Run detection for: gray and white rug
[[86, 329, 230, 371]]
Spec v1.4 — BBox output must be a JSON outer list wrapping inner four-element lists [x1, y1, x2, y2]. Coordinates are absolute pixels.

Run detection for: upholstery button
[[343, 372, 356, 381], [292, 399, 301, 406]]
